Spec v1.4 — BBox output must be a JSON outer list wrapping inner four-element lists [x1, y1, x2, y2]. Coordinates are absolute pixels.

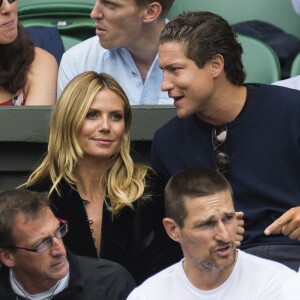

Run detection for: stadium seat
[[60, 35, 84, 52], [290, 52, 300, 77], [25, 26, 64, 63], [18, 0, 95, 50], [168, 0, 300, 40], [238, 34, 281, 84]]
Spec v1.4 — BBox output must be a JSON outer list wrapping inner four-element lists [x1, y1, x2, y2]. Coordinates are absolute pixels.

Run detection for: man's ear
[[143, 2, 162, 23], [210, 54, 225, 78], [163, 218, 181, 242], [0, 248, 16, 268]]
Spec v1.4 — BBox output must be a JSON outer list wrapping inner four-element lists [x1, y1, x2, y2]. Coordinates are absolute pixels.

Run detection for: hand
[[235, 211, 244, 248], [264, 207, 300, 240]]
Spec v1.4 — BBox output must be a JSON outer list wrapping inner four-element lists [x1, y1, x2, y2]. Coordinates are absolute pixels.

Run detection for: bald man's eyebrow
[[192, 216, 216, 228], [192, 212, 235, 229]]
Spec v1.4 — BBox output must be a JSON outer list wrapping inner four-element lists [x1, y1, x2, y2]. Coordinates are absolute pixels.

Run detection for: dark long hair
[[0, 24, 35, 94]]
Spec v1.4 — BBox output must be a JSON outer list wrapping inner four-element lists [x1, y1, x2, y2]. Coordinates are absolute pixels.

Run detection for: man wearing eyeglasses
[[0, 189, 135, 300], [152, 11, 300, 271]]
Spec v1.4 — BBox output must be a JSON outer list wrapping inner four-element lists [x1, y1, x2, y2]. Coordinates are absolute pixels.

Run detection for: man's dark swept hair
[[159, 11, 246, 85], [0, 189, 49, 249], [164, 167, 233, 228], [0, 25, 35, 94], [136, 0, 174, 19]]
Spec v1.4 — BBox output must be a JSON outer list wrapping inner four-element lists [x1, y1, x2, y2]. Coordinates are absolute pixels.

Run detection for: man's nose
[[50, 236, 65, 254], [90, 1, 104, 20], [214, 221, 230, 242], [161, 72, 175, 92]]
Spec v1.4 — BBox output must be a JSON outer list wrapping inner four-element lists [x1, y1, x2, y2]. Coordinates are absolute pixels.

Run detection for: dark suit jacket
[[0, 250, 135, 300]]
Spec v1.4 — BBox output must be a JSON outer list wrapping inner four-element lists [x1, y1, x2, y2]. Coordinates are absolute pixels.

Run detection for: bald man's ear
[[143, 2, 162, 23], [0, 248, 16, 268], [163, 218, 181, 242]]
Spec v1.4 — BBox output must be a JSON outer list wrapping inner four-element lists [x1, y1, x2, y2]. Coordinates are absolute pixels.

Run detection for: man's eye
[[103, 0, 117, 9], [33, 237, 49, 249], [223, 215, 234, 222], [171, 67, 181, 74], [196, 221, 215, 228]]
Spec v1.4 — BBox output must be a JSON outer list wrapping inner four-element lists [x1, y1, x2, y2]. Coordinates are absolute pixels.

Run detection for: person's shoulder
[[76, 255, 135, 280], [25, 180, 52, 193], [128, 262, 180, 298], [33, 47, 58, 69], [272, 75, 300, 91], [280, 271, 300, 300], [153, 114, 196, 141], [260, 82, 300, 96], [154, 115, 180, 136], [252, 83, 300, 107], [136, 262, 179, 287], [63, 36, 107, 57], [239, 250, 295, 274]]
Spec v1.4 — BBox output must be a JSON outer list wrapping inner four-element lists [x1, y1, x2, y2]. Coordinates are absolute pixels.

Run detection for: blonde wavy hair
[[24, 72, 149, 215]]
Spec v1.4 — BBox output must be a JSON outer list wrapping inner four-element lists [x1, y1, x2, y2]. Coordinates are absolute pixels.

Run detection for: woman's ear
[[163, 217, 181, 242], [143, 2, 162, 23]]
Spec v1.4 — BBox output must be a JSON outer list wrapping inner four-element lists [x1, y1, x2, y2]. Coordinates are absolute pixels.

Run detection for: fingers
[[235, 211, 244, 248], [286, 226, 300, 240], [235, 231, 244, 248], [264, 207, 300, 240], [235, 240, 242, 248], [281, 208, 300, 240], [234, 207, 300, 242], [235, 211, 244, 221], [235, 211, 245, 234], [264, 209, 294, 235]]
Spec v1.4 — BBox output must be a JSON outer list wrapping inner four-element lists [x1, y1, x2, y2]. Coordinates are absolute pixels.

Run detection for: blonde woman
[[25, 71, 167, 283]]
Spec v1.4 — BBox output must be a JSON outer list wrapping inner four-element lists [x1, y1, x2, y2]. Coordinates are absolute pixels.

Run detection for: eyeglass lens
[[214, 151, 230, 173], [35, 223, 68, 253], [212, 125, 230, 173], [212, 125, 227, 147]]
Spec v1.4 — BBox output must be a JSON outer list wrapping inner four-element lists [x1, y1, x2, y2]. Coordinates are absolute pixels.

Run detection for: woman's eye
[[86, 112, 98, 119], [110, 113, 123, 121]]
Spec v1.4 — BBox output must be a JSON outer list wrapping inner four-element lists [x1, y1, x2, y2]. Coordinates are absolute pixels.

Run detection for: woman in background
[[24, 71, 168, 284], [0, 0, 57, 105]]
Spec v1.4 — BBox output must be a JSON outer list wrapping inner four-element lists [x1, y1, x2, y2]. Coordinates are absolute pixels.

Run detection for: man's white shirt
[[58, 36, 172, 105]]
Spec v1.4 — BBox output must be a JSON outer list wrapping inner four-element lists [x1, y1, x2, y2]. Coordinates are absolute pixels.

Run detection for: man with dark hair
[[127, 167, 295, 300], [58, 0, 174, 105], [152, 11, 300, 270], [0, 189, 135, 300]]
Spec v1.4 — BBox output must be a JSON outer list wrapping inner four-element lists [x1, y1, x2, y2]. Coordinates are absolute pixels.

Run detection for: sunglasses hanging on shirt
[[212, 124, 230, 174]]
